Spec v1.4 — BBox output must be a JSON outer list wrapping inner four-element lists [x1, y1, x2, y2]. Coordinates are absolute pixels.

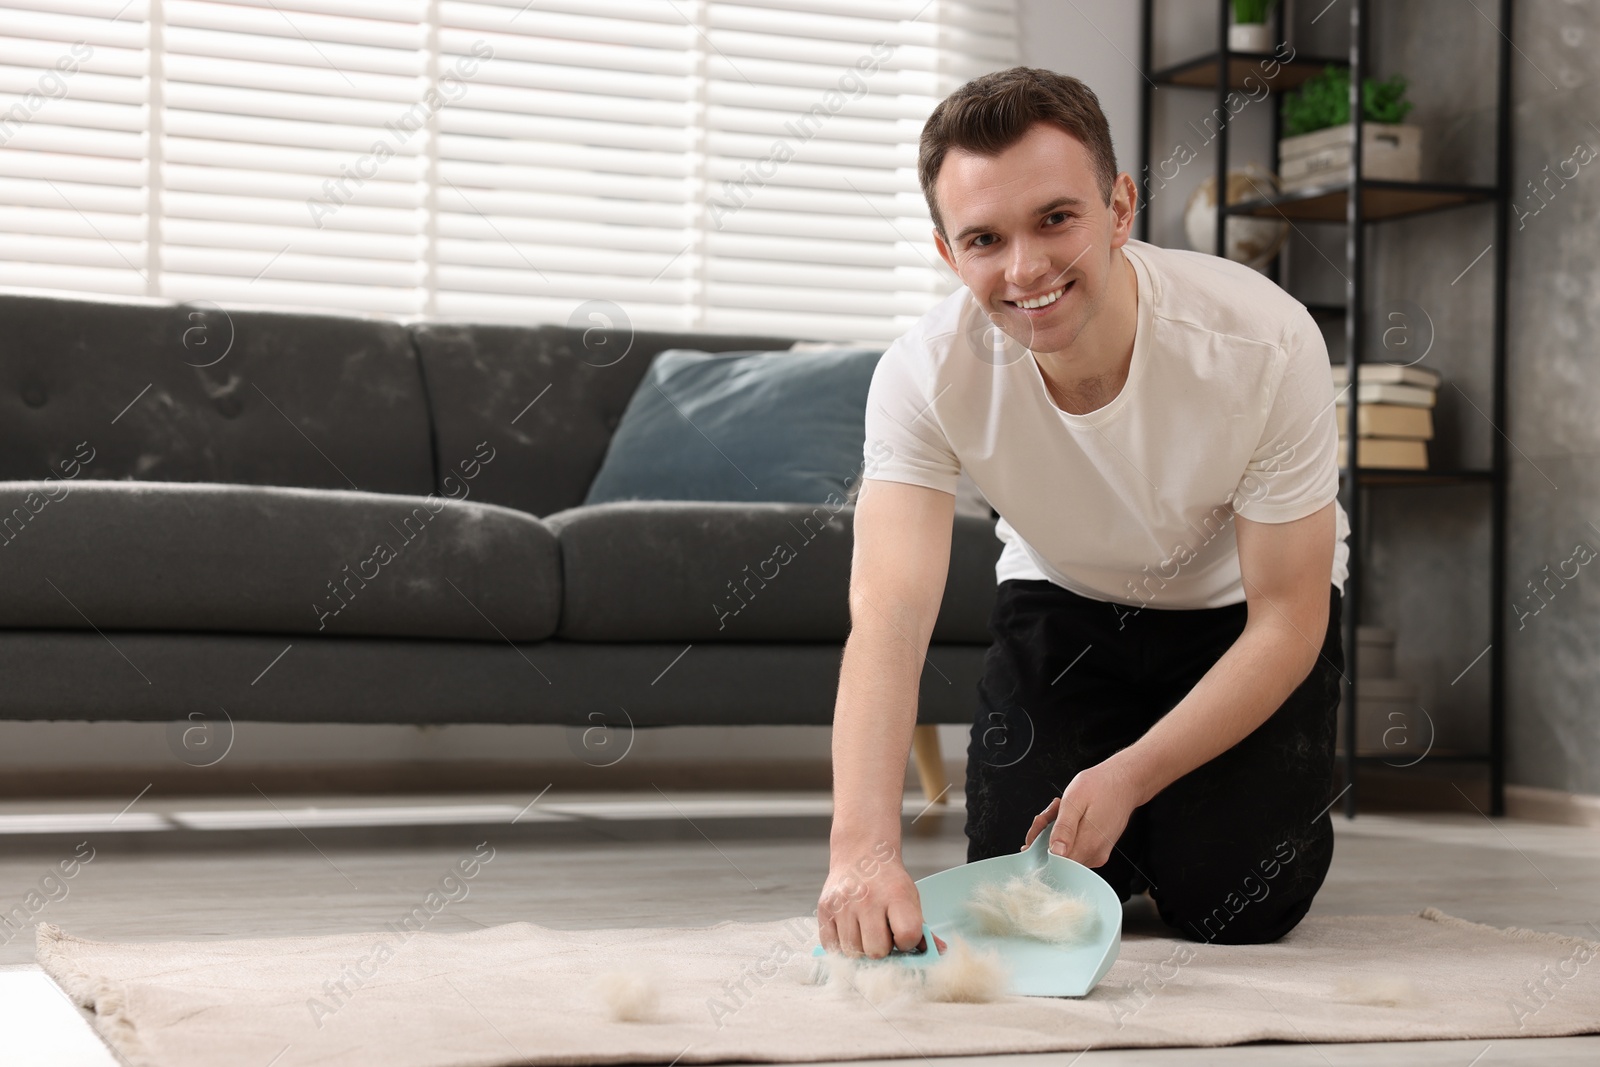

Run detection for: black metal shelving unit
[[1136, 0, 1512, 817]]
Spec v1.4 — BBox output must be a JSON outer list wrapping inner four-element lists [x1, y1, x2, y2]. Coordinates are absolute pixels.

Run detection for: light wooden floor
[[1, 790, 1596, 1065]]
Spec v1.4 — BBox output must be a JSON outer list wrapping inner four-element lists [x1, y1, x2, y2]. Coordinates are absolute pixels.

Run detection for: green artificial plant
[[1281, 65, 1415, 137], [1232, 0, 1278, 23]]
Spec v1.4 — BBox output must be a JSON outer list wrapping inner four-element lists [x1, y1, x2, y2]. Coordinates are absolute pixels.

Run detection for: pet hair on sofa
[[965, 866, 1098, 944]]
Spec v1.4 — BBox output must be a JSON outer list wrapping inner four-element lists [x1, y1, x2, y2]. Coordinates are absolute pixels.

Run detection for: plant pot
[[1228, 22, 1273, 52], [1279, 122, 1423, 192]]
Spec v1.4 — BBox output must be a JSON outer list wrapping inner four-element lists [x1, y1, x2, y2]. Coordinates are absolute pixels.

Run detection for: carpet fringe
[[1418, 907, 1600, 949], [36, 922, 153, 1067]]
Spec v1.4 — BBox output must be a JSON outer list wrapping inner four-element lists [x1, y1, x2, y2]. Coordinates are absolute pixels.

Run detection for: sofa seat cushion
[[544, 500, 1000, 642], [0, 481, 560, 641]]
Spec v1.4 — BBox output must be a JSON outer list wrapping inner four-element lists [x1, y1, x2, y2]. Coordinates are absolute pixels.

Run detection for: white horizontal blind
[[0, 1, 149, 296], [699, 0, 1018, 339], [433, 0, 699, 326], [0, 0, 1018, 337], [159, 0, 430, 313]]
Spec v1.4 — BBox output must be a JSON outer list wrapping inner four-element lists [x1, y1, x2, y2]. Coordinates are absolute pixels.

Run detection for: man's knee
[[1153, 833, 1333, 945], [1162, 890, 1316, 945]]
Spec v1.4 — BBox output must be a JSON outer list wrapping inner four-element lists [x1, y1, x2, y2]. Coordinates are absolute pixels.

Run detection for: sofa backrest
[[412, 320, 797, 516], [0, 291, 435, 494], [0, 287, 802, 512]]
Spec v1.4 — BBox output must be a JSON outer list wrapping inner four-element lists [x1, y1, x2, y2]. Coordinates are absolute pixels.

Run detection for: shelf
[[1227, 179, 1498, 222], [1141, 0, 1513, 820], [1338, 468, 1495, 486], [1151, 51, 1347, 91]]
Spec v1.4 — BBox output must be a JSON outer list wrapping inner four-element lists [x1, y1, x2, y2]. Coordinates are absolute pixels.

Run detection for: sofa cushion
[[0, 632, 989, 726], [584, 346, 882, 507], [409, 321, 796, 516], [0, 291, 434, 493], [0, 481, 560, 641], [544, 501, 1000, 642], [789, 341, 996, 521]]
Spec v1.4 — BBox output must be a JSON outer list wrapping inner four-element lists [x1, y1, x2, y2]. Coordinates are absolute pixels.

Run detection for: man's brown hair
[[917, 66, 1117, 239]]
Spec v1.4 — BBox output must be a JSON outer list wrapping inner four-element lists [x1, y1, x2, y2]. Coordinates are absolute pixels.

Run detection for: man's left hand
[[1020, 757, 1143, 869]]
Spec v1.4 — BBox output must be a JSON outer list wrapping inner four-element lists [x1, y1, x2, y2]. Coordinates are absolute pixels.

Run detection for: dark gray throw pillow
[[583, 346, 883, 506]]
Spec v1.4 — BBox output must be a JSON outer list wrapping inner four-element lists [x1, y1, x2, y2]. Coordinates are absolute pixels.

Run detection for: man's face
[[932, 121, 1135, 359]]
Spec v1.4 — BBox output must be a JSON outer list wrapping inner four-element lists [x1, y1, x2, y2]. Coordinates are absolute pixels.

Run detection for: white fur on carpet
[[814, 934, 1011, 1004], [36, 909, 1600, 1067]]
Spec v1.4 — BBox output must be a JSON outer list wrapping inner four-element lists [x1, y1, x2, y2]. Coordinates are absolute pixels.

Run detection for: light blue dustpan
[[813, 832, 1122, 997]]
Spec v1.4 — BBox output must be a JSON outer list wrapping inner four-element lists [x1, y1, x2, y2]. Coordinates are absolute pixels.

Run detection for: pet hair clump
[[815, 934, 1010, 1004], [965, 866, 1098, 944], [590, 968, 664, 1022], [1334, 974, 1425, 1008], [920, 935, 1009, 1003]]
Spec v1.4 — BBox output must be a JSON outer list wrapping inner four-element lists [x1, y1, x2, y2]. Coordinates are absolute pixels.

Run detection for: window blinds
[[159, 0, 430, 314], [0, 2, 149, 296], [0, 0, 1017, 338]]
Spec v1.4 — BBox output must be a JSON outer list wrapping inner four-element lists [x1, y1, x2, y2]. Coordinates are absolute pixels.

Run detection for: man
[[817, 67, 1349, 958]]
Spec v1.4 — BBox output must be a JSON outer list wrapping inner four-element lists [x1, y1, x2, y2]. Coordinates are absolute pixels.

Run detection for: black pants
[[964, 578, 1344, 945]]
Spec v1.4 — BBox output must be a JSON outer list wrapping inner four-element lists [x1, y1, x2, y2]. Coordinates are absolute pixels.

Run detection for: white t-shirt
[[862, 238, 1350, 611]]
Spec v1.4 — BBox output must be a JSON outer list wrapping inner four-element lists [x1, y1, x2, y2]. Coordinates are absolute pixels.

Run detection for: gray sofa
[[0, 291, 1001, 757]]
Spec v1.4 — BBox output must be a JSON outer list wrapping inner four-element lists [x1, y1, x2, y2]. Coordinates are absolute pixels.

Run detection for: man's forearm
[[1114, 616, 1325, 807], [829, 620, 926, 853]]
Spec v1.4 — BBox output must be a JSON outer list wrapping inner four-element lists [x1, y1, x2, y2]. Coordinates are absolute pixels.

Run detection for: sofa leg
[[911, 725, 949, 806]]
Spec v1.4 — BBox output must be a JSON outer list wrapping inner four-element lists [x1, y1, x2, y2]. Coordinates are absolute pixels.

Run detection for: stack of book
[[1330, 363, 1440, 470]]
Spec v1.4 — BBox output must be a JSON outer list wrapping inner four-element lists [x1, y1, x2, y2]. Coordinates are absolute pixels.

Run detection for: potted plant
[[1279, 65, 1421, 192], [1229, 0, 1278, 53]]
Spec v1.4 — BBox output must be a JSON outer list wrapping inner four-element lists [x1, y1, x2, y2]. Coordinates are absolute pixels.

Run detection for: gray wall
[[1325, 0, 1598, 794], [1015, 0, 1145, 178], [1496, 0, 1600, 795]]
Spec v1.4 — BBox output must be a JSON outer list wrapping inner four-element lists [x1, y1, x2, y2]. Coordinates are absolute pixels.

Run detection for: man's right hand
[[821, 478, 956, 959], [816, 846, 947, 958]]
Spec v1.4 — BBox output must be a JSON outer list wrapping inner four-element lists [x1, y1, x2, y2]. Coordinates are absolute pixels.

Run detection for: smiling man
[[818, 67, 1350, 958]]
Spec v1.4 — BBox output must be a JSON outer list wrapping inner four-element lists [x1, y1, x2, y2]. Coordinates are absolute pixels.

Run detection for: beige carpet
[[37, 909, 1600, 1067]]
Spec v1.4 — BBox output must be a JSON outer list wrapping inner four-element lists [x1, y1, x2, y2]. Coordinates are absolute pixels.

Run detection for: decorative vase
[[1182, 163, 1289, 271], [1228, 22, 1273, 52]]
